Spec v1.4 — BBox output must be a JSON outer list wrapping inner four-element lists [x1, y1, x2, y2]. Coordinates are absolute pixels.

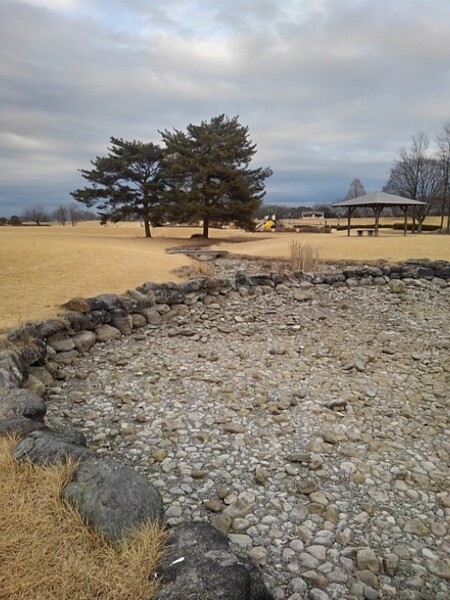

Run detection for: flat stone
[[383, 553, 399, 576], [224, 499, 251, 519], [296, 479, 317, 494], [73, 330, 96, 353], [222, 422, 246, 434], [95, 324, 122, 342], [426, 559, 450, 580], [404, 518, 430, 536], [228, 533, 253, 547], [47, 332, 75, 353], [356, 548, 380, 574], [211, 513, 232, 535], [23, 374, 46, 397], [293, 290, 313, 302]]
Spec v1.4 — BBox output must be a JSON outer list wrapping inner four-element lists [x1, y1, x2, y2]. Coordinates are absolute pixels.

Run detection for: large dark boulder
[[86, 310, 111, 328], [153, 287, 186, 305], [37, 318, 68, 337], [13, 429, 92, 465], [178, 277, 209, 294], [0, 416, 46, 438], [434, 265, 450, 279], [120, 291, 152, 313], [156, 522, 274, 600], [246, 275, 275, 287], [64, 311, 92, 332], [0, 388, 46, 420], [62, 458, 164, 541], [85, 296, 110, 311]]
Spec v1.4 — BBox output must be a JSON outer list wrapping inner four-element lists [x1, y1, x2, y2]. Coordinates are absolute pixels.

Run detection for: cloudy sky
[[1, 0, 450, 217]]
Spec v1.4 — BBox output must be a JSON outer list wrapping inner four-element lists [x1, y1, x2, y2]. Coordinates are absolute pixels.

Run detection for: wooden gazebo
[[333, 192, 426, 236]]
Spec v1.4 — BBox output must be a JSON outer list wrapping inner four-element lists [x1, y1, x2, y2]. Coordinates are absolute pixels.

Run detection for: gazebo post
[[374, 205, 383, 236], [347, 207, 354, 236], [401, 206, 408, 236]]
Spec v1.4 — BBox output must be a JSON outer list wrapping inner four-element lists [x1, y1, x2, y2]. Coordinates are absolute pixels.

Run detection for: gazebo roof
[[333, 191, 426, 208]]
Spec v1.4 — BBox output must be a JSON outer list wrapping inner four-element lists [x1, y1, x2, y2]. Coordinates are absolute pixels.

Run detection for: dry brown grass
[[0, 435, 167, 600], [289, 240, 321, 271], [1, 220, 450, 330], [212, 224, 450, 264], [184, 259, 217, 278]]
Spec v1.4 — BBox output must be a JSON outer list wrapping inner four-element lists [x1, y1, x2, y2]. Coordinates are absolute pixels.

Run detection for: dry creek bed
[[45, 262, 450, 600]]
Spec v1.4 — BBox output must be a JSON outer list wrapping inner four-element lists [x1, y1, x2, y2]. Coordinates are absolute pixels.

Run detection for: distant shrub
[[335, 224, 391, 231], [9, 216, 22, 226], [392, 223, 440, 231], [289, 240, 321, 271], [0, 217, 7, 226]]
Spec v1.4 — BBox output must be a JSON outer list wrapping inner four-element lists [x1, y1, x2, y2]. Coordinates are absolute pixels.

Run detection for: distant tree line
[[71, 115, 272, 239], [50, 204, 97, 226], [0, 203, 96, 226]]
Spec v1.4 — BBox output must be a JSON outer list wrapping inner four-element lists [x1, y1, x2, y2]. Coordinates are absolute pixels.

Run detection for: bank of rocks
[[2, 259, 450, 390]]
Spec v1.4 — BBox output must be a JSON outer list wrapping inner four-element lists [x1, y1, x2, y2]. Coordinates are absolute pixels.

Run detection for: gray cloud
[[1, 0, 450, 216]]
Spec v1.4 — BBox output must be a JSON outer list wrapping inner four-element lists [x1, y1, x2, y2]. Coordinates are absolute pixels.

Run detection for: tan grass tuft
[[185, 260, 216, 278], [289, 240, 321, 271], [0, 436, 167, 600]]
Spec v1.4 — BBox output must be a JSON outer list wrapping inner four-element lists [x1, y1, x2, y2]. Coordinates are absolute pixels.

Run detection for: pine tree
[[160, 115, 272, 238], [71, 138, 164, 238]]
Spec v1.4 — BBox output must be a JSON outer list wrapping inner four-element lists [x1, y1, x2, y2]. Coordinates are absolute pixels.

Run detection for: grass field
[[0, 435, 166, 600], [1, 219, 450, 331]]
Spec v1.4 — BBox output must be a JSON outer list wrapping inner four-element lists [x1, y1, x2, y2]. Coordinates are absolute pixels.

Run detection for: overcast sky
[[1, 0, 450, 217]]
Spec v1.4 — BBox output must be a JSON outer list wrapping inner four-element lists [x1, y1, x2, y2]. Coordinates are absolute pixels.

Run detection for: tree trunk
[[142, 197, 152, 238], [202, 216, 209, 239], [439, 197, 445, 230], [443, 185, 450, 233]]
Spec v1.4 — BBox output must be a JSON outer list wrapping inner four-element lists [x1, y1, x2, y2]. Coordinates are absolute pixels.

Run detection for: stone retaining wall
[[3, 259, 450, 390]]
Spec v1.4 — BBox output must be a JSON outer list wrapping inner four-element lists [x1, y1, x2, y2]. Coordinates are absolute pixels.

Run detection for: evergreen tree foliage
[[71, 137, 164, 237], [160, 115, 272, 238]]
